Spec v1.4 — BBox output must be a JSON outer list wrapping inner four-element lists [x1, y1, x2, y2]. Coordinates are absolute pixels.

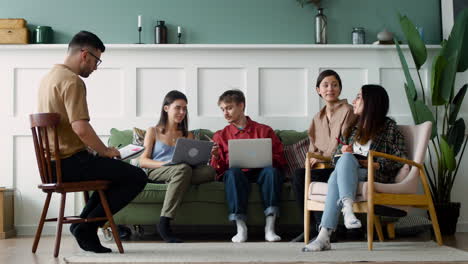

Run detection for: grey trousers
[[147, 164, 215, 218]]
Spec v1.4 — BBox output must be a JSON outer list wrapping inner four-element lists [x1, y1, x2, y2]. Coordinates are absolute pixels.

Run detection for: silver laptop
[[165, 138, 214, 166], [228, 138, 272, 168]]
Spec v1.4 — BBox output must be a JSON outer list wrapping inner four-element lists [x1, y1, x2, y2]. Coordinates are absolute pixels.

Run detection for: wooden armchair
[[304, 121, 442, 250], [30, 113, 123, 257]]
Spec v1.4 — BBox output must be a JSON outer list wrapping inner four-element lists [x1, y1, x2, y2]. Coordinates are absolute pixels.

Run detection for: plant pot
[[432, 202, 461, 236]]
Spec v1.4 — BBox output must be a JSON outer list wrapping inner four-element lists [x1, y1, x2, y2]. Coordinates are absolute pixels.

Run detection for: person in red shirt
[[210, 90, 286, 243]]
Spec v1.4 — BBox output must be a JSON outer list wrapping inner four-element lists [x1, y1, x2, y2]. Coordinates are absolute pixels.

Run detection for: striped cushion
[[283, 137, 310, 179]]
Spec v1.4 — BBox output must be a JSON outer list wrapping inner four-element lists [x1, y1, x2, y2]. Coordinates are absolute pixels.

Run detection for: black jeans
[[56, 151, 147, 226], [291, 168, 333, 230]]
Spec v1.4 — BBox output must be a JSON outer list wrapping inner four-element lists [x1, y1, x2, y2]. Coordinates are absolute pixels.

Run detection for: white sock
[[232, 219, 248, 243], [265, 215, 281, 242], [303, 227, 331, 252], [342, 198, 361, 229]]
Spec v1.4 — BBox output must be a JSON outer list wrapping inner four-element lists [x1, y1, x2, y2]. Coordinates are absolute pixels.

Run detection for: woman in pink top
[[291, 70, 357, 242]]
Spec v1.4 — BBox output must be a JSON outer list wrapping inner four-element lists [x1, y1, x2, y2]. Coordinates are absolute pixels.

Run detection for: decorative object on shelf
[[377, 28, 393, 42], [352, 27, 365, 44], [35, 26, 52, 44], [394, 9, 468, 235], [315, 8, 327, 44], [295, 0, 326, 44], [177, 26, 182, 44], [136, 15, 143, 44], [0, 18, 28, 44], [154, 20, 168, 44]]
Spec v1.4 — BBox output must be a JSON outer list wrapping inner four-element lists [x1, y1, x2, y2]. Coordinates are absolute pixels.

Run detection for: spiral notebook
[[118, 144, 145, 160]]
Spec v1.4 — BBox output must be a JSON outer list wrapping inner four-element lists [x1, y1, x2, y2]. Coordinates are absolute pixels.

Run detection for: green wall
[[0, 0, 441, 44]]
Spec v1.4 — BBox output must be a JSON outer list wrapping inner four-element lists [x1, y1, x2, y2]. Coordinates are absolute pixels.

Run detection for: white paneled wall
[[1, 44, 467, 235]]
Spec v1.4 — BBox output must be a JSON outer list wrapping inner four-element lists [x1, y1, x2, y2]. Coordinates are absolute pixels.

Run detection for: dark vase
[[431, 202, 461, 236]]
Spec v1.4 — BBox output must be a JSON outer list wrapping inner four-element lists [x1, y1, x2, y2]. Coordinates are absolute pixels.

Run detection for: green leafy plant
[[394, 9, 468, 204], [296, 0, 321, 8]]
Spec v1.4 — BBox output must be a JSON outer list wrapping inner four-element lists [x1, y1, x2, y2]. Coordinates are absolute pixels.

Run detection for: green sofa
[[106, 128, 309, 236]]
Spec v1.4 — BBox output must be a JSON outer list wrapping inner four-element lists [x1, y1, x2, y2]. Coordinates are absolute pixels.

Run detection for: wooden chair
[[304, 121, 443, 250], [30, 113, 123, 257]]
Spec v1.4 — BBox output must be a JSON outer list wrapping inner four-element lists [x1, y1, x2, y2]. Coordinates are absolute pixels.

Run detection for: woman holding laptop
[[139, 90, 216, 243], [303, 84, 407, 252]]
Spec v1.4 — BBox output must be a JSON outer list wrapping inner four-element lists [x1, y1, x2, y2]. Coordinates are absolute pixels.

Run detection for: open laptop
[[228, 138, 272, 168], [164, 138, 214, 166]]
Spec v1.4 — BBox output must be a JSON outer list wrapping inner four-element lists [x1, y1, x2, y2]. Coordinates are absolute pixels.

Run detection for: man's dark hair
[[218, 89, 245, 107], [68, 31, 105, 53]]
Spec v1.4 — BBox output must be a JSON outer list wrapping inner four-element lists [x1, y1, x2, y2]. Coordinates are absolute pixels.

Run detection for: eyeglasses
[[81, 49, 102, 67]]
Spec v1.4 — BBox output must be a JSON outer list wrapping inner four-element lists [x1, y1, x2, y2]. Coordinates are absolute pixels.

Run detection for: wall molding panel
[[1, 44, 467, 234]]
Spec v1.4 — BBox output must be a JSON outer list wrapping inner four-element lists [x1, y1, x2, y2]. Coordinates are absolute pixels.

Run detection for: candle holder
[[177, 32, 182, 44], [136, 26, 143, 44]]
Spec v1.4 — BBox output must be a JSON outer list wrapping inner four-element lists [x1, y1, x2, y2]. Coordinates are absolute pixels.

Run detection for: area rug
[[64, 241, 468, 263]]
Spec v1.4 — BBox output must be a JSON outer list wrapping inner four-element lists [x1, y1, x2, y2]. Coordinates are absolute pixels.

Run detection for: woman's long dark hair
[[156, 90, 189, 137], [355, 84, 389, 144]]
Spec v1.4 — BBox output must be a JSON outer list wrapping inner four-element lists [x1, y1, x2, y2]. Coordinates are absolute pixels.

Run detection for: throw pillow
[[132, 127, 147, 146], [283, 137, 310, 179], [108, 128, 133, 148], [192, 129, 215, 141]]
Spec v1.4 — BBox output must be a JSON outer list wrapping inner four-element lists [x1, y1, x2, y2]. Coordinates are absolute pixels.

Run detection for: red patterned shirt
[[210, 116, 286, 180]]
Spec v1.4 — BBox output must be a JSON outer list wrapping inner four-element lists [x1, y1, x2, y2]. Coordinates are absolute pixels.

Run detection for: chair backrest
[[30, 113, 62, 185], [393, 121, 432, 189]]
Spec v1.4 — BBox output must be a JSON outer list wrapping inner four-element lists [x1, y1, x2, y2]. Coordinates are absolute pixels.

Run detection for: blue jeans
[[223, 167, 284, 221], [320, 153, 368, 230]]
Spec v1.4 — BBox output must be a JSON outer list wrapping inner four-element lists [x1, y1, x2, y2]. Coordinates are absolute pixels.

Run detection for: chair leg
[[374, 216, 384, 242], [427, 202, 443, 245], [304, 209, 310, 245], [419, 167, 443, 245], [98, 190, 124, 254], [83, 191, 90, 204], [386, 223, 395, 239], [54, 193, 66, 258], [32, 192, 52, 253], [367, 205, 374, 250]]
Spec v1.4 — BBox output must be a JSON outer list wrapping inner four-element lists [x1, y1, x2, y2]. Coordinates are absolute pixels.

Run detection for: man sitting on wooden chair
[[37, 31, 147, 253]]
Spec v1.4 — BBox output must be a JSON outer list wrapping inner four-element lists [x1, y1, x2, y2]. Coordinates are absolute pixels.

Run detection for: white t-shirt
[[353, 140, 372, 156]]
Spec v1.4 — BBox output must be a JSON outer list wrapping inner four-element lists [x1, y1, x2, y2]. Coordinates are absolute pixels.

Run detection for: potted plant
[[394, 9, 468, 235]]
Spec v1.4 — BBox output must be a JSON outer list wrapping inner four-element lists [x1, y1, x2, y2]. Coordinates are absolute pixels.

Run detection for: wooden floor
[[0, 232, 467, 264]]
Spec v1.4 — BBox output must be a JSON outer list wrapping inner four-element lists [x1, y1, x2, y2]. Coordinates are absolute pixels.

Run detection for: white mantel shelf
[[1, 39, 467, 235], [0, 43, 441, 50]]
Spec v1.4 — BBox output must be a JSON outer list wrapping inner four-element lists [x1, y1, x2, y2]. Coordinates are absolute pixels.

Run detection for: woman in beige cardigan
[[291, 69, 357, 242]]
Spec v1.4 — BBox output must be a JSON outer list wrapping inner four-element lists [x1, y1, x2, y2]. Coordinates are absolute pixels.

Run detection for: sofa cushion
[[108, 128, 133, 148], [133, 127, 147, 146], [274, 130, 308, 146], [283, 137, 310, 179], [131, 181, 297, 204]]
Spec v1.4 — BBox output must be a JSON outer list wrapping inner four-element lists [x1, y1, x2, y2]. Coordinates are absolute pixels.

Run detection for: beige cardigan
[[308, 99, 357, 158]]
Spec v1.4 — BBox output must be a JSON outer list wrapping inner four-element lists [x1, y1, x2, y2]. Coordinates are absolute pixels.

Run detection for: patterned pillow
[[283, 137, 310, 179], [129, 127, 147, 168], [132, 127, 147, 146]]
